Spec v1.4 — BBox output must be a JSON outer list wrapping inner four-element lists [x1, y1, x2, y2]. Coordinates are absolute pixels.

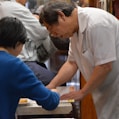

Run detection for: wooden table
[[16, 99, 73, 119]]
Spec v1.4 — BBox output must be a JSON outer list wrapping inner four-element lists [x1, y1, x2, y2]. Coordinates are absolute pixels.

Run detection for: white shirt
[[0, 1, 57, 62], [68, 6, 119, 119]]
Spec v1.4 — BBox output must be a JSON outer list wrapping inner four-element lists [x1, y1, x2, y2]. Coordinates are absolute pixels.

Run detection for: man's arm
[[47, 61, 78, 89], [61, 62, 112, 100]]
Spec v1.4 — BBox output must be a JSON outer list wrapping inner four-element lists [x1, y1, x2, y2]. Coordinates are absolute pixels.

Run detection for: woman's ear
[[15, 42, 21, 48]]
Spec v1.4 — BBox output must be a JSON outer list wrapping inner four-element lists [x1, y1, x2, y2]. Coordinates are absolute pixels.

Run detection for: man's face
[[43, 11, 76, 39]]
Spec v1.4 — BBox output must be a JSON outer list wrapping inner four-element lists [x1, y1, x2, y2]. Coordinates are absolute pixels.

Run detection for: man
[[40, 1, 119, 119], [0, 0, 57, 85]]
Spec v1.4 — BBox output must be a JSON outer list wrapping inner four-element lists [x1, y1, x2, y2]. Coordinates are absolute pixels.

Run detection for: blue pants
[[25, 61, 56, 86]]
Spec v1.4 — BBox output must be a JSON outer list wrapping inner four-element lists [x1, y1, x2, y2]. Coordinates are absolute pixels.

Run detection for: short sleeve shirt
[[67, 6, 119, 80], [67, 6, 119, 119]]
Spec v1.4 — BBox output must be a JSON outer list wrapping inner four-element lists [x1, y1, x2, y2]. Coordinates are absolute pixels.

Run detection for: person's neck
[[16, 0, 26, 6], [72, 8, 79, 33], [0, 47, 8, 53]]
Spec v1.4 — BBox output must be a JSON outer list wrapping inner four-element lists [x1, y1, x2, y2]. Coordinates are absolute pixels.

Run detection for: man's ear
[[57, 11, 66, 21]]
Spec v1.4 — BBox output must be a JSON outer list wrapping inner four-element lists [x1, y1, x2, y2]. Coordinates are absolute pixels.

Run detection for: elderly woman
[[0, 17, 59, 119]]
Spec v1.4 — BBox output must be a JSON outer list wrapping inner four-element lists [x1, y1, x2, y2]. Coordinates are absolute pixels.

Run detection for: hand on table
[[60, 90, 84, 101]]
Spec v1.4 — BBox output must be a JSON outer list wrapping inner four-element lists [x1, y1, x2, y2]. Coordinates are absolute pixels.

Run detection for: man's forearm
[[81, 62, 112, 96], [47, 61, 78, 89]]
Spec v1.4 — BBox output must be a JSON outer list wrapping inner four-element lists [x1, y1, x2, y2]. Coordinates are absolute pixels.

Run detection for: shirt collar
[[77, 6, 88, 33]]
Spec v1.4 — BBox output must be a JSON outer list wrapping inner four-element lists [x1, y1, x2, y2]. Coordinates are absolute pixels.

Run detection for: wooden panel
[[89, 0, 97, 7], [80, 74, 97, 119], [79, 0, 97, 7]]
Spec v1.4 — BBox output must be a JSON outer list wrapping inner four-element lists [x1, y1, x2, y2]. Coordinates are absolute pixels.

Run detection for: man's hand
[[60, 90, 85, 101]]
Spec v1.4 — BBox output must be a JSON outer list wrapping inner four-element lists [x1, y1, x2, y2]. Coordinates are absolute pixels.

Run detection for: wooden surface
[[89, 0, 97, 7], [80, 74, 97, 119], [16, 100, 72, 116], [79, 0, 97, 7]]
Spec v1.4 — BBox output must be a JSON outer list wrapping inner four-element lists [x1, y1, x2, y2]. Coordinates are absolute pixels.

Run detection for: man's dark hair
[[0, 17, 27, 48], [40, 0, 76, 25]]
